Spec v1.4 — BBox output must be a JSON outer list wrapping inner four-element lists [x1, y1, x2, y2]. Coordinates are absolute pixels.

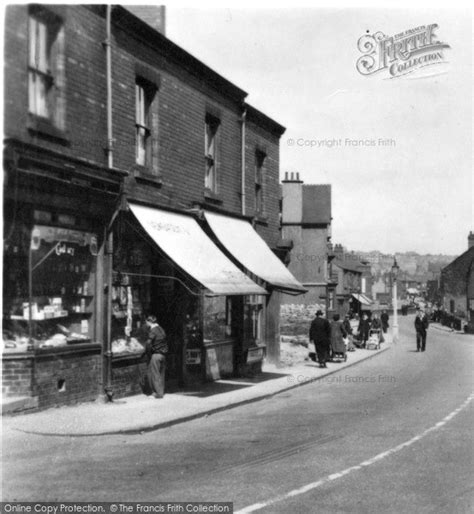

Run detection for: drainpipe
[[103, 5, 114, 401], [241, 107, 247, 216], [105, 4, 113, 169]]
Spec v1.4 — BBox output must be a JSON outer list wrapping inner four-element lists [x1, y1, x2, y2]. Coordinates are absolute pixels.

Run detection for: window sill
[[133, 165, 162, 187], [203, 189, 223, 205], [26, 115, 69, 145]]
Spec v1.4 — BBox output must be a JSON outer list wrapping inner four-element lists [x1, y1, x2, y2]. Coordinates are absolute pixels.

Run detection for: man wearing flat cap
[[309, 309, 331, 368]]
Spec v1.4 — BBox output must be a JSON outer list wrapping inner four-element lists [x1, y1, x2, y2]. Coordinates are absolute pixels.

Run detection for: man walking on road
[[310, 310, 331, 368], [415, 309, 429, 352]]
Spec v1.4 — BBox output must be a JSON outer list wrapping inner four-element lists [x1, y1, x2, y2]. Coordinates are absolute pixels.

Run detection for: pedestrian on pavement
[[381, 310, 389, 333], [144, 315, 168, 398], [371, 313, 385, 343], [343, 314, 355, 351], [415, 309, 429, 352], [357, 313, 371, 348], [330, 314, 347, 360], [309, 310, 331, 368]]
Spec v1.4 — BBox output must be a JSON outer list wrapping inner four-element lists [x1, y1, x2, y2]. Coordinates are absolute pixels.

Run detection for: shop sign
[[186, 349, 201, 365], [247, 347, 264, 363], [31, 225, 98, 254]]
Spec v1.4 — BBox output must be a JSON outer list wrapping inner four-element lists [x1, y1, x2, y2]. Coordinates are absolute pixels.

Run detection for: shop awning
[[351, 293, 372, 306], [204, 212, 306, 295], [129, 203, 267, 296]]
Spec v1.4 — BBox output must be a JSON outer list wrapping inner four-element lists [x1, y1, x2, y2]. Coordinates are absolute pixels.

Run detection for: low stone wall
[[280, 303, 325, 336]]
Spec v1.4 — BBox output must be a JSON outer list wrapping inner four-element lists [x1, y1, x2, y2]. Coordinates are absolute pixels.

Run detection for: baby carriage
[[366, 328, 381, 350]]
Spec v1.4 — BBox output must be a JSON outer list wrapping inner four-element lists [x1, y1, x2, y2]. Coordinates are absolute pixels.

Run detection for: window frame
[[27, 8, 62, 122], [204, 113, 220, 193], [254, 149, 266, 215], [135, 77, 157, 168]]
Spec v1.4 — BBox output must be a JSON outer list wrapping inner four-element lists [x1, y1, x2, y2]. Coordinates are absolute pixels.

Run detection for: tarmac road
[[2, 315, 474, 513]]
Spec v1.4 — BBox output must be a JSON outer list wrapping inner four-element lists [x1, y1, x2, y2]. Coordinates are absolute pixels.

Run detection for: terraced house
[[3, 4, 304, 411]]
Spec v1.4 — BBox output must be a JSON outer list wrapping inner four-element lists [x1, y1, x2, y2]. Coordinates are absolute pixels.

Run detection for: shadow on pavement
[[173, 372, 290, 398]]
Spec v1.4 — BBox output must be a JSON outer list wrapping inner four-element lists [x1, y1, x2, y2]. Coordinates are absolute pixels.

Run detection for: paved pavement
[[3, 340, 391, 437]]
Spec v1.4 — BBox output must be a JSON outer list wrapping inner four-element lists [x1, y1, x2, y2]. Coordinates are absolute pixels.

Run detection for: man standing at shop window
[[145, 315, 168, 398]]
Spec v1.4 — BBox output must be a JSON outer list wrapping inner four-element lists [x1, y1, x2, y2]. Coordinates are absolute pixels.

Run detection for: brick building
[[439, 233, 474, 331], [280, 173, 333, 308], [3, 5, 303, 410]]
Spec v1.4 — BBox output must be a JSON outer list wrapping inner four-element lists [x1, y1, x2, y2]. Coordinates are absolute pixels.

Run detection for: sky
[[166, 7, 473, 255]]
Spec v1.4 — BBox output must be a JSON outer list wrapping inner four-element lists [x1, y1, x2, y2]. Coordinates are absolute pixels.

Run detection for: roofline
[[108, 5, 248, 104], [245, 103, 286, 137]]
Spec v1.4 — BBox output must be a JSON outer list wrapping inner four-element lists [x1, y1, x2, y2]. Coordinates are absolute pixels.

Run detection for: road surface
[[2, 315, 473, 513]]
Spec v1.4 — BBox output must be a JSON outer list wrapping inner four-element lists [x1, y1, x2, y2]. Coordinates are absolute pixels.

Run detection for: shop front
[[201, 211, 306, 364], [105, 202, 268, 398], [2, 141, 124, 409]]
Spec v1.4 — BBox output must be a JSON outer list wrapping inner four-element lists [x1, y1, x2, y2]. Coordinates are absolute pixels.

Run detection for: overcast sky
[[167, 7, 472, 255]]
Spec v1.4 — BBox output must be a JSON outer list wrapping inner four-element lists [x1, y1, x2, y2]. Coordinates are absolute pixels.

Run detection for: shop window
[[28, 7, 65, 130], [204, 113, 220, 192], [135, 77, 157, 168], [203, 296, 231, 342], [2, 223, 98, 352], [255, 149, 266, 215]]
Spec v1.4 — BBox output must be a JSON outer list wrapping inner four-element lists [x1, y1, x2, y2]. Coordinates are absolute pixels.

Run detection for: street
[[2, 315, 474, 513]]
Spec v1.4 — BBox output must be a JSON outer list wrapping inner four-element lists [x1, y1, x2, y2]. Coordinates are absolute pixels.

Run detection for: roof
[[441, 246, 474, 277], [333, 258, 363, 273], [108, 5, 248, 103], [302, 185, 331, 224], [245, 103, 286, 138]]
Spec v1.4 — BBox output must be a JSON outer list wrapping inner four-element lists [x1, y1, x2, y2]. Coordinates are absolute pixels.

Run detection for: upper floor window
[[255, 149, 266, 215], [28, 9, 63, 126], [135, 78, 157, 168], [204, 113, 220, 192]]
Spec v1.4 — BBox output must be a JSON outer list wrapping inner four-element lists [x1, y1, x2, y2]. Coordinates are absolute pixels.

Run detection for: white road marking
[[236, 392, 474, 514]]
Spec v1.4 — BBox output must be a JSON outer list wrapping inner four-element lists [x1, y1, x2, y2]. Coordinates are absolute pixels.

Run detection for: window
[[135, 79, 156, 167], [205, 113, 220, 192], [28, 9, 63, 125], [255, 149, 266, 215]]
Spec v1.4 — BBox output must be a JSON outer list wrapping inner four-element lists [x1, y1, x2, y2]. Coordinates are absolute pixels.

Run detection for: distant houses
[[439, 232, 474, 332]]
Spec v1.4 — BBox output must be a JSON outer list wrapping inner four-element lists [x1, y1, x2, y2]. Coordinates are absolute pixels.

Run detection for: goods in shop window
[[111, 337, 145, 355]]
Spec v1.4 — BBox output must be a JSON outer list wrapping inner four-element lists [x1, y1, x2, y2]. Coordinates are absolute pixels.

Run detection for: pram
[[366, 328, 381, 350]]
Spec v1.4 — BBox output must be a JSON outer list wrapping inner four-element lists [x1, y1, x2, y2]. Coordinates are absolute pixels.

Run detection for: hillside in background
[[351, 251, 456, 279]]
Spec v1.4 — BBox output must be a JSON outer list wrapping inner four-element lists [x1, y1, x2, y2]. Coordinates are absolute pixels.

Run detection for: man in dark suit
[[415, 309, 429, 352], [357, 313, 371, 348], [309, 310, 331, 368]]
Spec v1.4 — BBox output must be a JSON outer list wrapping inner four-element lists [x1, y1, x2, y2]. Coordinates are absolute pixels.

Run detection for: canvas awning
[[204, 211, 306, 295], [129, 203, 267, 296], [351, 293, 372, 306]]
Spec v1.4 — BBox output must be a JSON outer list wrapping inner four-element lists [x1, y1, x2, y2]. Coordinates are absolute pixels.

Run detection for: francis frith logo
[[356, 24, 451, 78]]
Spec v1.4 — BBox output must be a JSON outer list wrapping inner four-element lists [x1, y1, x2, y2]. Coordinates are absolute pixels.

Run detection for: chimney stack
[[469, 231, 474, 249], [281, 171, 303, 183], [124, 5, 166, 35]]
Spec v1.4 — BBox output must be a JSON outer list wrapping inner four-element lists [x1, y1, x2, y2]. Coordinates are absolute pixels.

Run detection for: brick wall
[[4, 5, 283, 251], [4, 5, 108, 167], [3, 346, 101, 408], [246, 122, 282, 248], [34, 346, 101, 408], [111, 356, 148, 398], [2, 356, 34, 398]]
